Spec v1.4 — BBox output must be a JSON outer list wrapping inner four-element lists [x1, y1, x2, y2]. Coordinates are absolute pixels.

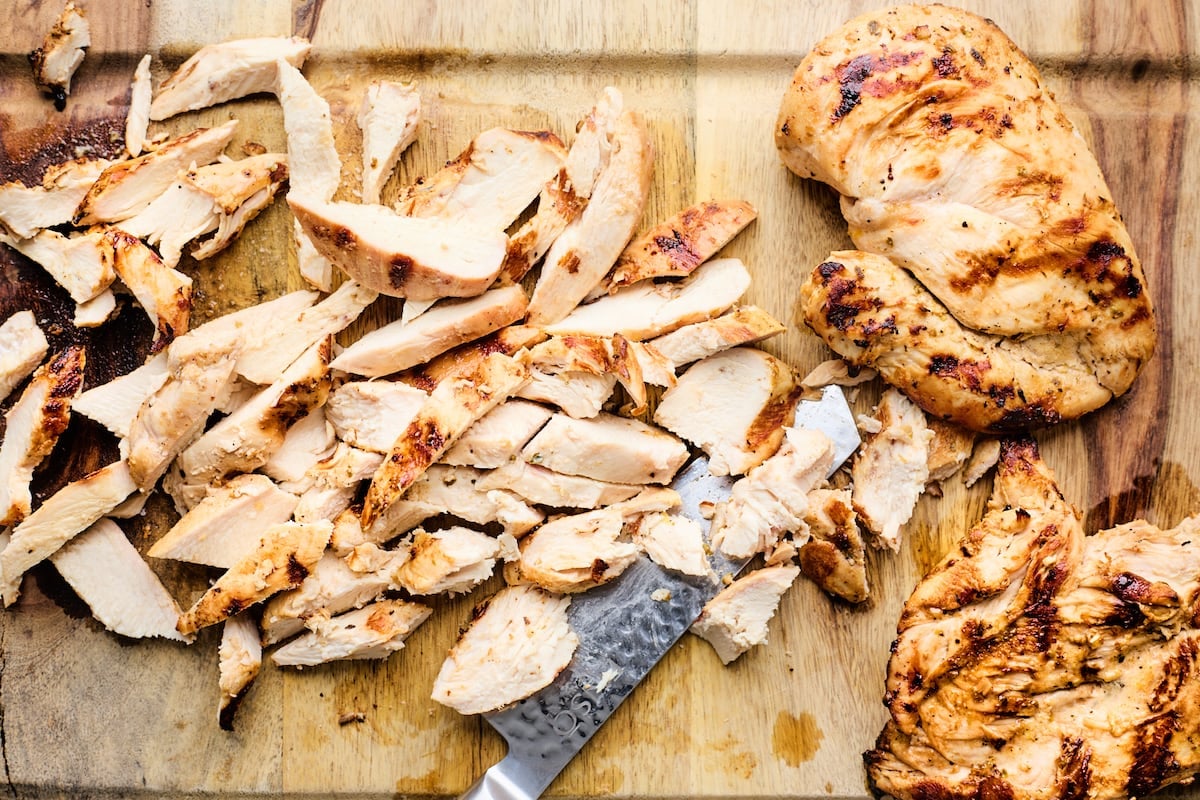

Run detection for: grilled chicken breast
[[477, 461, 641, 510], [441, 399, 552, 469], [396, 527, 504, 596], [778, 4, 1155, 432], [325, 380, 427, 454], [378, 464, 542, 541], [515, 369, 616, 419], [106, 228, 193, 350], [866, 437, 1200, 800], [798, 487, 867, 603], [0, 157, 108, 239], [630, 511, 712, 578], [358, 80, 421, 204], [431, 584, 577, 715], [0, 311, 49, 403]]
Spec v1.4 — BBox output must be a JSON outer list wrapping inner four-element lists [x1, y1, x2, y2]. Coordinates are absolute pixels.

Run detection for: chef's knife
[[460, 385, 861, 800]]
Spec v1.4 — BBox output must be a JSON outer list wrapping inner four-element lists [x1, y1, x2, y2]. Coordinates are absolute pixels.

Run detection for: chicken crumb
[[651, 588, 671, 602], [338, 711, 366, 726]]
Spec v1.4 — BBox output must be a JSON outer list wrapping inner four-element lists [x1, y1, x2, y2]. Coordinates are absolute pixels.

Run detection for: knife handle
[[459, 754, 543, 800]]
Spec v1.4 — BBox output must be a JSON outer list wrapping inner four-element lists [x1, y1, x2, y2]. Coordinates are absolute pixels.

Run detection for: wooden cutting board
[[0, 0, 1195, 796]]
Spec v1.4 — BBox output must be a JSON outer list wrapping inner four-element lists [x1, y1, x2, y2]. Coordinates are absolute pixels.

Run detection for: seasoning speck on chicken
[[432, 585, 577, 715]]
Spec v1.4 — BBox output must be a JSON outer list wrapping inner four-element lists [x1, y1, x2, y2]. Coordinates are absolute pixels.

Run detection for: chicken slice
[[962, 437, 1001, 488], [325, 380, 427, 454], [0, 158, 108, 239], [515, 369, 615, 419], [527, 333, 651, 415], [648, 306, 785, 370], [925, 418, 977, 484], [260, 548, 400, 645], [630, 511, 712, 578], [285, 444, 383, 524], [49, 518, 186, 641], [151, 36, 311, 121], [477, 461, 641, 510], [397, 325, 544, 392], [432, 584, 577, 715], [374, 464, 543, 541], [30, 1, 89, 110], [238, 281, 375, 385], [602, 199, 757, 292], [330, 285, 528, 377], [442, 399, 552, 469], [260, 407, 335, 483], [711, 427, 835, 559], [799, 359, 877, 390], [217, 613, 261, 730], [358, 80, 420, 204], [0, 346, 84, 526], [564, 87, 623, 200], [396, 526, 504, 596], [72, 352, 166, 439], [1, 460, 138, 605], [0, 311, 49, 403], [105, 228, 192, 350], [541, 257, 751, 340], [73, 289, 116, 328], [522, 411, 688, 485], [273, 599, 431, 668], [0, 227, 114, 305], [147, 474, 298, 568], [74, 121, 239, 225], [852, 388, 934, 551], [798, 487, 868, 603], [510, 488, 679, 593], [176, 519, 332, 636], [655, 347, 799, 477], [690, 564, 799, 664], [397, 128, 566, 232], [126, 354, 237, 489], [124, 55, 152, 157], [166, 289, 317, 374], [527, 111, 654, 325], [362, 352, 530, 529], [288, 194, 509, 301]]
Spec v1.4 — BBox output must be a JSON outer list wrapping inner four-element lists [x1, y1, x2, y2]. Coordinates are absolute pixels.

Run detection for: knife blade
[[459, 385, 861, 800]]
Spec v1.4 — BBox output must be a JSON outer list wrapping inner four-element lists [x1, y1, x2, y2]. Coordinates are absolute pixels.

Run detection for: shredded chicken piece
[[217, 613, 262, 730], [630, 511, 713, 578], [397, 527, 504, 596], [105, 228, 192, 351], [0, 311, 49, 403], [527, 333, 651, 415], [73, 289, 115, 328], [515, 369, 615, 419], [648, 306, 785, 370], [0, 227, 114, 305], [691, 564, 799, 664], [798, 487, 868, 603], [30, 1, 89, 110], [325, 380, 427, 454], [273, 599, 430, 668], [373, 465, 543, 541], [358, 80, 421, 204], [75, 350, 171, 440], [261, 407, 335, 483], [124, 54, 153, 157], [799, 359, 878, 390], [522, 411, 688, 485], [925, 418, 977, 484], [962, 437, 1001, 488], [441, 399, 552, 469]]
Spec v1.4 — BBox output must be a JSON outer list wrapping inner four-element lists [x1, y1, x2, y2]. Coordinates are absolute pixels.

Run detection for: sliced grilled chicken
[[442, 399, 552, 469], [527, 111, 653, 325], [105, 227, 192, 350], [925, 418, 977, 484], [289, 194, 509, 301], [432, 584, 577, 715], [542, 257, 751, 340], [396, 527, 503, 596], [273, 599, 431, 668], [358, 80, 421, 204], [630, 511, 712, 578], [239, 281, 375, 385], [606, 199, 757, 290], [398, 128, 566, 232], [711, 427, 835, 559], [852, 388, 933, 551], [73, 289, 116, 327], [30, 1, 89, 109], [362, 351, 529, 529], [377, 464, 543, 541], [477, 461, 641, 510], [515, 369, 615, 419], [962, 437, 1001, 488], [691, 564, 799, 664], [261, 548, 399, 646], [511, 488, 679, 593], [564, 87, 623, 200], [49, 518, 186, 641], [167, 289, 317, 374], [0, 347, 84, 526], [397, 325, 544, 392], [121, 152, 288, 267], [217, 613, 261, 730], [73, 352, 167, 438], [648, 306, 785, 370], [176, 519, 332, 636], [0, 227, 114, 304], [147, 474, 298, 569], [177, 338, 331, 486], [656, 347, 799, 477], [294, 222, 335, 292], [528, 333, 650, 415], [150, 36, 311, 121], [0, 157, 109, 238], [330, 285, 528, 377], [126, 354, 237, 489], [325, 380, 427, 454], [1, 460, 138, 605], [522, 411, 688, 485], [798, 487, 868, 603], [74, 121, 239, 225], [124, 54, 152, 157], [0, 311, 49, 403], [286, 444, 382, 524], [799, 359, 877, 389], [261, 407, 335, 483]]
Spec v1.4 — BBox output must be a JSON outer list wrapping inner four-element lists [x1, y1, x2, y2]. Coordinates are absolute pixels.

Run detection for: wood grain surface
[[0, 1, 1195, 797]]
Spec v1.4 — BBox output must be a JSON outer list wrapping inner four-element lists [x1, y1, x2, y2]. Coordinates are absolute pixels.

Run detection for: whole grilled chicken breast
[[777, 4, 1155, 432]]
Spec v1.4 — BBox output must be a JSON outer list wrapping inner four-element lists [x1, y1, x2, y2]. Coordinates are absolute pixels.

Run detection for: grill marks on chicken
[[867, 438, 1200, 800], [778, 3, 1156, 432]]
